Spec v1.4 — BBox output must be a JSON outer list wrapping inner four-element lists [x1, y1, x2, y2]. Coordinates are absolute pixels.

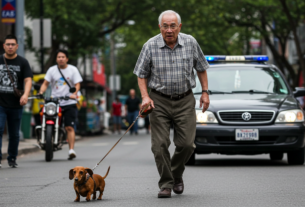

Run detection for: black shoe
[[0, 161, 1, 168], [8, 159, 18, 168], [135, 132, 138, 135]]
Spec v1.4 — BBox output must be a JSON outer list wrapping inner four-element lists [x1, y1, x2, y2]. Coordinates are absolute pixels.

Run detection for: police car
[[188, 55, 305, 165]]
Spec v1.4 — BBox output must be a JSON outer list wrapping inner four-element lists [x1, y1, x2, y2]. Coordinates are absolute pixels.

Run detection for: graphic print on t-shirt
[[55, 77, 72, 90], [55, 77, 67, 89], [0, 64, 19, 93]]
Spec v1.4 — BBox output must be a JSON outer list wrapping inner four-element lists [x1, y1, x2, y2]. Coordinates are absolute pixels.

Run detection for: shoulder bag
[[57, 65, 76, 93]]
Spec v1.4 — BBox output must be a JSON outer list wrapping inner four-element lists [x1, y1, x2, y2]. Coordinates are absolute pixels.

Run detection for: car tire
[[270, 152, 284, 161], [287, 148, 305, 165], [186, 152, 195, 165]]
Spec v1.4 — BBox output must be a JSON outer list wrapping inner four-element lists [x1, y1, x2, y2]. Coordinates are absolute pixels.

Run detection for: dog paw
[[86, 199, 91, 202]]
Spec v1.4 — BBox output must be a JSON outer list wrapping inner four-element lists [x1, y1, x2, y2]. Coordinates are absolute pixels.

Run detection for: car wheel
[[270, 152, 284, 161], [287, 148, 305, 165], [186, 152, 195, 165]]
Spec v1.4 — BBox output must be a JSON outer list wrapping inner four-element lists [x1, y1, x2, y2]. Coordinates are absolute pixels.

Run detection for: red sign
[[92, 55, 106, 87]]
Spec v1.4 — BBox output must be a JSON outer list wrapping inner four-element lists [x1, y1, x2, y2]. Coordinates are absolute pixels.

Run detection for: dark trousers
[[0, 106, 23, 161], [127, 111, 139, 133], [150, 91, 196, 189]]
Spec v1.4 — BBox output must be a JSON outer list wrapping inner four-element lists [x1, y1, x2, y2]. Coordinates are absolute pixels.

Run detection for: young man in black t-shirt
[[0, 34, 33, 168], [125, 89, 141, 135]]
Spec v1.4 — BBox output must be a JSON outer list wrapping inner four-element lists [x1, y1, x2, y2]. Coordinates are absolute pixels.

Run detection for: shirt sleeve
[[44, 67, 53, 82], [193, 39, 209, 72], [73, 67, 83, 84], [133, 43, 151, 78], [22, 58, 33, 79]]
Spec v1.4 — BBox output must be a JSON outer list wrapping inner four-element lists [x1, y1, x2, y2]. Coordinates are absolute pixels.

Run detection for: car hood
[[194, 94, 299, 112]]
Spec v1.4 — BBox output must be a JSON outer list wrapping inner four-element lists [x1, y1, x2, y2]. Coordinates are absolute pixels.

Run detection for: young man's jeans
[[0, 106, 23, 162], [127, 111, 139, 133]]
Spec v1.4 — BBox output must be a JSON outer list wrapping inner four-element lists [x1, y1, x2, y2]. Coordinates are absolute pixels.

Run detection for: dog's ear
[[85, 168, 93, 176], [69, 169, 74, 180]]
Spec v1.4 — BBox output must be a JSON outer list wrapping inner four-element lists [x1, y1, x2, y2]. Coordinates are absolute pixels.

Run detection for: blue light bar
[[205, 55, 269, 62], [245, 56, 269, 62], [205, 56, 226, 61]]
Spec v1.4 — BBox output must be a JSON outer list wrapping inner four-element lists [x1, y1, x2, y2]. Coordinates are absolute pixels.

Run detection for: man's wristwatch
[[202, 90, 210, 95]]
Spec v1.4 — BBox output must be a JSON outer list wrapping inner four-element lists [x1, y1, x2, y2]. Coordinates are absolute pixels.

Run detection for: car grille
[[218, 111, 275, 124]]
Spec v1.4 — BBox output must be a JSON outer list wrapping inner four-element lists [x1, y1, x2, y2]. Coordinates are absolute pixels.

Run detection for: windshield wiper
[[231, 89, 274, 94], [194, 90, 232, 94]]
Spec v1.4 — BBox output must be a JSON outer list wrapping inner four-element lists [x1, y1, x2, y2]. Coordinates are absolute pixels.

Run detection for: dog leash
[[92, 104, 151, 171]]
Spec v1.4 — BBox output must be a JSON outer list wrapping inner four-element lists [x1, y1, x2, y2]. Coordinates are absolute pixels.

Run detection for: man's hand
[[69, 94, 77, 99], [199, 93, 210, 113], [139, 95, 155, 117], [20, 94, 28, 106]]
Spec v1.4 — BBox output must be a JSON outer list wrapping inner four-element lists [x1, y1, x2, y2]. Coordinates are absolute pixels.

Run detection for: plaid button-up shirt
[[134, 33, 209, 95]]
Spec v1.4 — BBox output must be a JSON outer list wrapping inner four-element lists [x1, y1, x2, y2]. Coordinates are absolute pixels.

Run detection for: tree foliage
[[24, 0, 305, 94], [25, 0, 156, 72]]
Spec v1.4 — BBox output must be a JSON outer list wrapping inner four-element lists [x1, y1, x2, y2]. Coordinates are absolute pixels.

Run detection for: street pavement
[[1, 129, 305, 207]]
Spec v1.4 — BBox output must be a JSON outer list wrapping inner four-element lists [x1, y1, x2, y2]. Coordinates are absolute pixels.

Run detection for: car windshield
[[193, 66, 289, 95]]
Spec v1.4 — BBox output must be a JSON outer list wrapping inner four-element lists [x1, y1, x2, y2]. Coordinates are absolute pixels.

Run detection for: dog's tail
[[103, 166, 110, 179]]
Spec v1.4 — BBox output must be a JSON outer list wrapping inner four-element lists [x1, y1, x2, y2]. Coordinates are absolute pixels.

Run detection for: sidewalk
[[1, 134, 82, 160]]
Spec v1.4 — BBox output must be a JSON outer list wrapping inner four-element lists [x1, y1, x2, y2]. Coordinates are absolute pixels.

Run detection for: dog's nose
[[74, 178, 78, 181]]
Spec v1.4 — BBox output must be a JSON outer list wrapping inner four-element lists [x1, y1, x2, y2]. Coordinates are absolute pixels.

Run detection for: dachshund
[[69, 166, 110, 202]]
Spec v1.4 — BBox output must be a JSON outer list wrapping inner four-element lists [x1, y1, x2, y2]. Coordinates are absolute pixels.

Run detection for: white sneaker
[[68, 149, 76, 160]]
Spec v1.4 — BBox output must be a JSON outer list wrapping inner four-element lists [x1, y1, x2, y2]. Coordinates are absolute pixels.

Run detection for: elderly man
[[134, 10, 210, 198]]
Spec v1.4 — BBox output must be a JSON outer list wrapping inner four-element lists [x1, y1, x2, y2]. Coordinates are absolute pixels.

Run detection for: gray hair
[[158, 10, 181, 25]]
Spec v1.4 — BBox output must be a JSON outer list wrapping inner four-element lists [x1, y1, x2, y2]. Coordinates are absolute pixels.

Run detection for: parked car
[[187, 55, 305, 165]]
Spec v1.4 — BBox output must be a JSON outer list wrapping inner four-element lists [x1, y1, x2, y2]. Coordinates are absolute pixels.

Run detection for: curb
[[2, 135, 82, 160]]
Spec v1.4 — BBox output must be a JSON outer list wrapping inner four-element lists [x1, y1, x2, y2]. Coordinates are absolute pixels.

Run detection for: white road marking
[[122, 142, 139, 145]]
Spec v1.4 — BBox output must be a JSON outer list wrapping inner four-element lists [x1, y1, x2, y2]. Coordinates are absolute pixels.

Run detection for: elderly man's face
[[159, 13, 181, 46]]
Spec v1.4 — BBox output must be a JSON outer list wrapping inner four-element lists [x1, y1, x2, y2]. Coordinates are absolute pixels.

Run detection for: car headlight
[[196, 110, 218, 123], [275, 110, 304, 123], [45, 103, 56, 116]]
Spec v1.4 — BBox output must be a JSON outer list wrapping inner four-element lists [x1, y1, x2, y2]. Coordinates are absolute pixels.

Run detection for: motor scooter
[[29, 87, 76, 162]]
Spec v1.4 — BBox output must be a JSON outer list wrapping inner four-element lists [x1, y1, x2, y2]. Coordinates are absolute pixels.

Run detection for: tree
[[113, 0, 250, 95], [24, 0, 157, 72], [222, 0, 305, 86]]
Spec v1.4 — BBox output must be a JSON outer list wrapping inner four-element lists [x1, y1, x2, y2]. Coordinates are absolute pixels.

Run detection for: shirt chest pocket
[[177, 57, 192, 77]]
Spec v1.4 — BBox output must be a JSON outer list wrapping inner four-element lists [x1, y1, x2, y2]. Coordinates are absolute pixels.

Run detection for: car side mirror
[[34, 84, 41, 91], [293, 87, 305, 97]]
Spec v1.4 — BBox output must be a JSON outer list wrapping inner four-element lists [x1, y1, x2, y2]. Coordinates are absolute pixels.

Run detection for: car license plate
[[235, 129, 259, 141]]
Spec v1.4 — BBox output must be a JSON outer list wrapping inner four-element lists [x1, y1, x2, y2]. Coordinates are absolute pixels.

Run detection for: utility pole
[[40, 0, 44, 73], [16, 0, 24, 57], [110, 32, 116, 103]]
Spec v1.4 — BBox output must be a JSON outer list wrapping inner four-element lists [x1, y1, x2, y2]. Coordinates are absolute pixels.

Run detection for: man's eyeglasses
[[5, 43, 17, 47], [161, 24, 178, 30]]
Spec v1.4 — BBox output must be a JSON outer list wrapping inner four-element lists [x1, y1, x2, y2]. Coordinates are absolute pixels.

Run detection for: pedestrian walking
[[125, 89, 141, 135], [111, 97, 122, 134], [0, 34, 33, 168], [134, 10, 210, 198], [38, 49, 83, 160]]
